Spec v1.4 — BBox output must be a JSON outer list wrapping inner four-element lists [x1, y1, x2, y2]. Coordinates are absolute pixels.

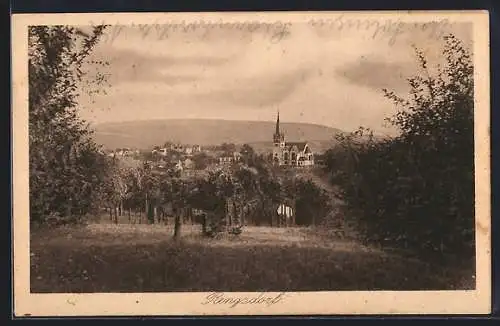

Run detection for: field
[[30, 223, 475, 293]]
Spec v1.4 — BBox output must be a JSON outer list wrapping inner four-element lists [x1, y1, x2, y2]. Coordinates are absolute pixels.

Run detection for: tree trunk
[[201, 214, 208, 235], [276, 205, 280, 228], [144, 193, 148, 225], [66, 202, 72, 222], [174, 214, 181, 239], [267, 201, 273, 227], [146, 203, 154, 224]]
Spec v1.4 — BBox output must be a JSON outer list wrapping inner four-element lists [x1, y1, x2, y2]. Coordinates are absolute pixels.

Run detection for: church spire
[[275, 109, 280, 135], [273, 108, 284, 145]]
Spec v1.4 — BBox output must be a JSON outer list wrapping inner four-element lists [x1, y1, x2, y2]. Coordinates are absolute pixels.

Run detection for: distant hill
[[91, 119, 344, 153]]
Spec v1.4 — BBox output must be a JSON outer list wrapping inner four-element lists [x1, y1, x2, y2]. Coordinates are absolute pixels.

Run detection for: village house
[[157, 159, 167, 169], [175, 160, 184, 172], [184, 144, 202, 155], [183, 158, 195, 170], [218, 151, 243, 165], [151, 143, 202, 156], [218, 156, 233, 165], [151, 146, 168, 156], [233, 151, 243, 162], [271, 111, 315, 167], [110, 148, 139, 157], [171, 143, 184, 152]]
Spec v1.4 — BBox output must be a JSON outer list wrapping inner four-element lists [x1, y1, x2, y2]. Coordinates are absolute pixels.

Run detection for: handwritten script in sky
[[90, 16, 457, 47]]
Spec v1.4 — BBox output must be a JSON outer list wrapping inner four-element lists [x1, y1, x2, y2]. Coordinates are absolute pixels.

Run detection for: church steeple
[[275, 109, 280, 135], [273, 109, 284, 146]]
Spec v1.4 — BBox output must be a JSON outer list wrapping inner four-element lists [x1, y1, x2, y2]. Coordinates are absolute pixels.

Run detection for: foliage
[[325, 35, 474, 261], [191, 152, 214, 170], [240, 144, 258, 167], [29, 25, 110, 225], [294, 179, 331, 226], [222, 143, 237, 152]]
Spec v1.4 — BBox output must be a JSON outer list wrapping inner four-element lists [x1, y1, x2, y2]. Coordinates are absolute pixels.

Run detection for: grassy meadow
[[30, 222, 475, 293]]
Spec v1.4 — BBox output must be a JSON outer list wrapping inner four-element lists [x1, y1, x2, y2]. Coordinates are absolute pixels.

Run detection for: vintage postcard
[[12, 11, 491, 316]]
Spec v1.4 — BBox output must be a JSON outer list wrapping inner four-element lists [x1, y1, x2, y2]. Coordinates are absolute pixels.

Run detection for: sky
[[77, 17, 472, 136]]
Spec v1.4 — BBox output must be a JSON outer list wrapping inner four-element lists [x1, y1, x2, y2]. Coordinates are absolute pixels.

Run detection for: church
[[272, 111, 315, 167]]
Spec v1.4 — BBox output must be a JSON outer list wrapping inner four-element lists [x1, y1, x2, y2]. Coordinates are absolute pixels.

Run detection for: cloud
[[337, 56, 415, 93], [87, 46, 233, 86], [194, 67, 315, 107]]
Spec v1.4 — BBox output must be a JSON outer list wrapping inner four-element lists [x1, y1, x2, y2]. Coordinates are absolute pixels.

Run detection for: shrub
[[326, 35, 474, 262]]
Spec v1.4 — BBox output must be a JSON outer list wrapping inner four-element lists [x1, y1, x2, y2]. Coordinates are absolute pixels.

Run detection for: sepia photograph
[[12, 11, 490, 316]]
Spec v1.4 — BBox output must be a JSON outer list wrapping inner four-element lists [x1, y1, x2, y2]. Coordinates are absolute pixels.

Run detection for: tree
[[29, 25, 110, 225], [294, 180, 330, 226], [169, 177, 198, 239], [191, 152, 212, 170], [219, 143, 236, 153], [102, 160, 130, 223], [240, 144, 257, 166], [329, 35, 474, 261]]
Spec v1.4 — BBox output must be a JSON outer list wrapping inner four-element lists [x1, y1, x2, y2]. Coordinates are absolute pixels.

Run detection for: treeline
[[100, 148, 331, 230], [323, 35, 474, 262]]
